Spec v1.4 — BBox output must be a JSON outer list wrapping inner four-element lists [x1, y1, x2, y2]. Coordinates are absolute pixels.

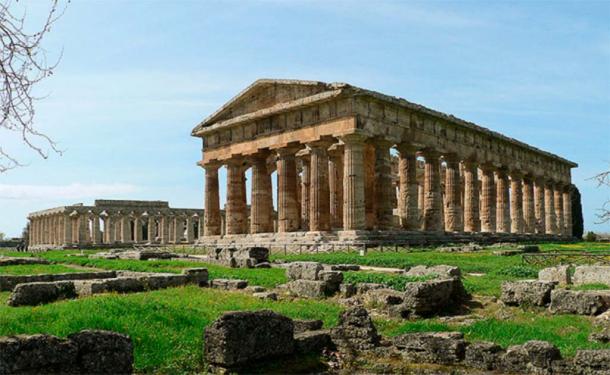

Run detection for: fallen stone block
[[0, 271, 117, 291], [245, 285, 266, 293], [293, 319, 323, 334], [182, 268, 209, 286], [139, 273, 188, 290], [355, 282, 387, 294], [328, 264, 360, 271], [549, 289, 609, 315], [210, 278, 248, 290], [573, 266, 610, 286], [330, 307, 379, 352], [0, 257, 50, 266], [204, 310, 294, 369], [8, 281, 77, 306], [392, 332, 466, 365], [404, 265, 461, 278], [402, 278, 458, 317], [500, 280, 556, 307], [253, 292, 277, 301], [67, 330, 133, 374], [363, 288, 404, 309], [539, 265, 571, 286], [499, 340, 561, 374], [339, 283, 357, 298], [74, 277, 145, 297], [573, 349, 610, 373], [287, 279, 327, 298], [286, 261, 324, 281], [589, 328, 610, 343], [464, 341, 504, 371], [319, 270, 343, 293], [294, 330, 332, 354]]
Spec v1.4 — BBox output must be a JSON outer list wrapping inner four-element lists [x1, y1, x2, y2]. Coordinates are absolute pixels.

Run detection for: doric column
[[422, 149, 443, 232], [522, 176, 536, 233], [203, 163, 221, 236], [250, 153, 274, 234], [92, 215, 102, 244], [544, 181, 557, 234], [62, 216, 71, 245], [444, 155, 463, 232], [186, 216, 194, 243], [563, 186, 572, 237], [133, 216, 142, 243], [510, 172, 524, 234], [364, 143, 377, 229], [373, 140, 394, 229], [160, 216, 169, 244], [226, 158, 247, 235], [463, 161, 480, 232], [300, 153, 311, 230], [277, 148, 300, 232], [309, 141, 332, 231], [120, 215, 131, 243], [480, 165, 496, 233], [329, 145, 344, 229], [147, 216, 156, 242], [496, 168, 511, 233], [554, 184, 564, 236], [103, 216, 111, 244], [397, 144, 419, 230], [534, 178, 546, 233], [174, 217, 183, 243], [340, 134, 366, 230]]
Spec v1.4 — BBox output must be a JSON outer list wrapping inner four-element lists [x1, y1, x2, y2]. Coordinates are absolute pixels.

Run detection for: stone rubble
[[0, 256, 50, 266], [500, 280, 556, 307], [0, 271, 118, 292], [573, 265, 610, 286]]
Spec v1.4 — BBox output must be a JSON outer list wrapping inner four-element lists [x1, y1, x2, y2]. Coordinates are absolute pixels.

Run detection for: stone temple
[[28, 200, 203, 249], [192, 79, 577, 249]]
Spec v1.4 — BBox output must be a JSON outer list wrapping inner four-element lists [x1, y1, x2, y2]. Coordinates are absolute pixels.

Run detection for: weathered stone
[[499, 341, 561, 374], [182, 267, 209, 286], [404, 264, 461, 278], [204, 310, 294, 369], [573, 349, 610, 373], [318, 270, 343, 293], [293, 319, 323, 334], [67, 330, 133, 374], [286, 261, 324, 281], [0, 334, 78, 373], [402, 278, 458, 317], [573, 266, 610, 286], [287, 279, 327, 298], [340, 283, 357, 298], [0, 271, 117, 292], [362, 288, 404, 308], [355, 283, 387, 294], [253, 292, 277, 301], [245, 285, 266, 293], [294, 330, 332, 354], [538, 265, 571, 286], [519, 245, 540, 253], [595, 310, 610, 325], [8, 281, 77, 306], [392, 332, 466, 365], [589, 328, 610, 343], [0, 256, 50, 266], [330, 307, 380, 351], [500, 280, 556, 307], [254, 262, 271, 268], [522, 340, 561, 368], [464, 341, 504, 371], [139, 273, 188, 290], [210, 278, 248, 290], [74, 278, 145, 297], [549, 289, 609, 315], [328, 264, 360, 271]]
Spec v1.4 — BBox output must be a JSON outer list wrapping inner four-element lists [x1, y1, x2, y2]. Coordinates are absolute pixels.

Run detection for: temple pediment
[[192, 79, 342, 134]]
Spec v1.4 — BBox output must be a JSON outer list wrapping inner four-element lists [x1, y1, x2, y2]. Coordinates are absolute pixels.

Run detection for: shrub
[[495, 265, 538, 278], [584, 231, 598, 242], [343, 271, 434, 290]]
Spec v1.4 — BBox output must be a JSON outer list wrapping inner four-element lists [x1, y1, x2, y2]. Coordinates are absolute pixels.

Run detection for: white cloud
[[0, 183, 138, 200]]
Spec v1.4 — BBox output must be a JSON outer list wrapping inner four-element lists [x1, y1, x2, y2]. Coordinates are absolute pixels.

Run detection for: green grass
[[376, 312, 609, 357], [0, 264, 83, 276], [571, 283, 609, 291], [0, 286, 341, 373], [343, 271, 434, 290]]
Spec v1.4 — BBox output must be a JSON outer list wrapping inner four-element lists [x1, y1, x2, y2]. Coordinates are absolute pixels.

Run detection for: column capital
[[442, 153, 460, 164], [396, 143, 418, 154], [370, 138, 393, 149], [420, 148, 440, 160], [276, 145, 302, 158], [495, 166, 509, 178], [328, 143, 344, 158], [202, 161, 222, 170], [307, 139, 334, 151], [338, 132, 367, 145], [509, 170, 524, 179]]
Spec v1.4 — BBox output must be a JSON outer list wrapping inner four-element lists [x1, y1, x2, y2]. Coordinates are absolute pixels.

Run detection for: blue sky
[[0, 0, 608, 237]]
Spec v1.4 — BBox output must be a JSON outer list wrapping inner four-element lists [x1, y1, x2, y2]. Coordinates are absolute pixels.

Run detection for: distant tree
[[592, 168, 610, 224], [0, 231, 4, 240], [584, 231, 598, 242], [570, 184, 584, 239], [0, 0, 65, 172]]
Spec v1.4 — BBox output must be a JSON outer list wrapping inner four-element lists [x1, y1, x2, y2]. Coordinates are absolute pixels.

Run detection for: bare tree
[[592, 167, 610, 223], [0, 0, 65, 172]]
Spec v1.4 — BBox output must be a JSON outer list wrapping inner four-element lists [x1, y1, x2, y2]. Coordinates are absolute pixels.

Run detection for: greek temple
[[192, 79, 577, 247], [28, 200, 203, 249]]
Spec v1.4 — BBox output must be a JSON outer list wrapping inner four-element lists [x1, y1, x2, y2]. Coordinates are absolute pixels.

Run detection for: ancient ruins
[[27, 200, 203, 249], [192, 79, 578, 247]]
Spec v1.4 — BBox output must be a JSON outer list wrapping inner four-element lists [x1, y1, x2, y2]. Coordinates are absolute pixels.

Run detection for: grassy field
[[0, 263, 84, 275]]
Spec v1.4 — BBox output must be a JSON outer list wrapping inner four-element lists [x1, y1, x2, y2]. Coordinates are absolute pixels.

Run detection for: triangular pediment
[[193, 79, 339, 132]]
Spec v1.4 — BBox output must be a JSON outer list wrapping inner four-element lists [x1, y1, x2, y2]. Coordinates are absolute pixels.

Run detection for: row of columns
[[29, 213, 201, 246], [202, 134, 573, 237]]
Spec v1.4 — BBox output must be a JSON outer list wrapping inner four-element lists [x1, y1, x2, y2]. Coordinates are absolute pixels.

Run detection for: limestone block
[[404, 265, 461, 278], [327, 264, 360, 271], [538, 265, 571, 286], [573, 266, 610, 286], [339, 283, 357, 298], [549, 289, 609, 315], [355, 283, 387, 294], [0, 257, 49, 266], [402, 278, 457, 317], [293, 319, 323, 334], [464, 341, 504, 371], [8, 281, 77, 307], [204, 310, 294, 369], [210, 279, 248, 290], [0, 334, 78, 373], [182, 268, 209, 287], [286, 261, 324, 281], [574, 350, 610, 373], [499, 341, 561, 374], [287, 280, 327, 298], [318, 270, 343, 293], [500, 280, 556, 307], [74, 278, 145, 297], [362, 288, 404, 309], [138, 274, 188, 290], [330, 307, 380, 351], [67, 330, 133, 374], [252, 292, 277, 301], [392, 332, 466, 365], [0, 271, 117, 292], [294, 330, 332, 354]]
